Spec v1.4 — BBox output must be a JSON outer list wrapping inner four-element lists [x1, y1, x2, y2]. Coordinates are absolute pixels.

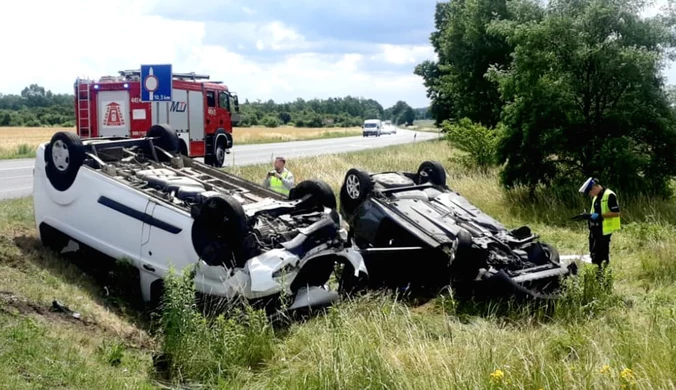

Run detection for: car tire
[[527, 242, 561, 266], [44, 131, 86, 192], [542, 242, 560, 265], [147, 124, 180, 154], [339, 168, 373, 215], [191, 194, 248, 269], [289, 179, 337, 209], [417, 160, 447, 186]]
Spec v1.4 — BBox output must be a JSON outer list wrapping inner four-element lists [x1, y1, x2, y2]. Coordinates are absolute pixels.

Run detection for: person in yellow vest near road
[[578, 177, 621, 269], [263, 156, 295, 196]]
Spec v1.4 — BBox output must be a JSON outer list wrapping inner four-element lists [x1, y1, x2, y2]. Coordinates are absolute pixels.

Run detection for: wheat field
[[0, 126, 362, 159]]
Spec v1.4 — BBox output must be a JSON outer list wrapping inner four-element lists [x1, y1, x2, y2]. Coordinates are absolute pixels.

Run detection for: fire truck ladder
[[76, 78, 91, 138]]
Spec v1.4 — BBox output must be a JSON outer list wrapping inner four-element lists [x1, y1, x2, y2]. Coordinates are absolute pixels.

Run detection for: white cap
[[578, 177, 595, 193]]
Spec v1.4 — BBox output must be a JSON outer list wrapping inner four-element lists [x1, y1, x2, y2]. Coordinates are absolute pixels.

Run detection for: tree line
[[415, 0, 676, 198], [0, 84, 430, 129], [236, 96, 427, 128]]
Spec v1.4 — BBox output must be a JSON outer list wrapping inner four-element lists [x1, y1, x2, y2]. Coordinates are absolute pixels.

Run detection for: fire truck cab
[[74, 69, 240, 167]]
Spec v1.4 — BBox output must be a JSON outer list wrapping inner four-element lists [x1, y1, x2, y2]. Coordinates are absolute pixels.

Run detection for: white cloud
[[373, 44, 436, 65], [0, 0, 432, 107]]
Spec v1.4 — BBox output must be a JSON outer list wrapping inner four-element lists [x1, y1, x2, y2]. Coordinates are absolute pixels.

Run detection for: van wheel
[[191, 194, 248, 269], [147, 124, 180, 154], [45, 131, 85, 191], [289, 179, 337, 209]]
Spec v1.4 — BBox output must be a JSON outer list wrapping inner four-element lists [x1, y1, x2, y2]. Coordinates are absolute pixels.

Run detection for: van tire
[[45, 131, 86, 191], [147, 124, 180, 154], [191, 194, 248, 269]]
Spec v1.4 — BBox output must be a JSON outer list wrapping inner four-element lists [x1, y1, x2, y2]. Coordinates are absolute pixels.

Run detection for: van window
[[206, 91, 216, 107]]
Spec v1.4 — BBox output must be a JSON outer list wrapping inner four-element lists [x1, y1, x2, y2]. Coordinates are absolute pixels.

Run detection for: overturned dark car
[[337, 161, 578, 300]]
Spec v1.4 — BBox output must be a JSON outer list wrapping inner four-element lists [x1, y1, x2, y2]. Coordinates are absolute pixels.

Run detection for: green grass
[[0, 144, 34, 160], [410, 119, 441, 133], [2, 140, 676, 389]]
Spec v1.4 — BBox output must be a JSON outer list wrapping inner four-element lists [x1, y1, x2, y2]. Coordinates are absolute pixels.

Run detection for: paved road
[[0, 128, 439, 201]]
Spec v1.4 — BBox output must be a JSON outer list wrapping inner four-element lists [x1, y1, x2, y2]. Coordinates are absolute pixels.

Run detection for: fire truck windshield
[[219, 92, 231, 112]]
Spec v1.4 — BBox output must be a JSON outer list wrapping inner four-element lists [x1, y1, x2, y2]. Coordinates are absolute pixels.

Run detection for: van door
[[139, 200, 230, 300]]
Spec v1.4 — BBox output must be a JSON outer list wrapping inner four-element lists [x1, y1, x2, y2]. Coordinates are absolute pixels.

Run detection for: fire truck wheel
[[213, 143, 226, 167], [191, 194, 248, 269], [147, 124, 180, 154], [44, 131, 85, 192]]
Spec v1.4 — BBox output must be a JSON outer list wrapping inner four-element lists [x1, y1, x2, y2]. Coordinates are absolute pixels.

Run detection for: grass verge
[[1, 139, 675, 388]]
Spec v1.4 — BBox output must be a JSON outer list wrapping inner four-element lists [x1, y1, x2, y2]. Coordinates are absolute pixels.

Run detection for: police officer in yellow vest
[[263, 156, 295, 196], [578, 177, 621, 269]]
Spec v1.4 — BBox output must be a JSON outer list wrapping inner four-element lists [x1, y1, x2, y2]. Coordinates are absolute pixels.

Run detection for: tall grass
[[156, 265, 275, 386], [2, 139, 676, 388]]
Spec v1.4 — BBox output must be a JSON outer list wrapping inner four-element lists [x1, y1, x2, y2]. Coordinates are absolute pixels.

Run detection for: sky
[[1, 0, 675, 109], [0, 0, 439, 109]]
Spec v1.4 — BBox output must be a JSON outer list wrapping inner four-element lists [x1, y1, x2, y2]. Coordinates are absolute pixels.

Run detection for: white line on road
[[0, 175, 32, 180], [0, 166, 32, 171], [0, 186, 31, 194]]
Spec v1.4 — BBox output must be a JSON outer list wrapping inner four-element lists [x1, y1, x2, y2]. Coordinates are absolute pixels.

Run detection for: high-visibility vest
[[591, 189, 621, 235], [269, 170, 290, 196]]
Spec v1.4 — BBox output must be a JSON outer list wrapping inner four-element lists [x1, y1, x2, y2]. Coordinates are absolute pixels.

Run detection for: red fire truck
[[73, 69, 240, 167]]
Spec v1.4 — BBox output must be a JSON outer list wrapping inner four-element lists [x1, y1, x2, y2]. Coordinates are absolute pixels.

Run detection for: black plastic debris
[[51, 299, 81, 320]]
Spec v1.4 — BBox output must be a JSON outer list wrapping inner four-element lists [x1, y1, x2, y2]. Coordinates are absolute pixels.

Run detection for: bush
[[262, 116, 280, 128], [442, 118, 501, 171]]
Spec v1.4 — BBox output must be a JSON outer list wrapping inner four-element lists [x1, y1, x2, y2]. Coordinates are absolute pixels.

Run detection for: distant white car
[[33, 128, 366, 312], [381, 121, 397, 135]]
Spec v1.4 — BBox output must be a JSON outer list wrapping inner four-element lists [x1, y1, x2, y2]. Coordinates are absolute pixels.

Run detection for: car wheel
[[289, 179, 337, 209], [340, 168, 373, 215], [191, 194, 248, 269], [146, 124, 180, 154], [44, 131, 86, 192], [542, 242, 560, 265], [417, 160, 447, 186], [527, 242, 561, 266], [449, 229, 480, 277]]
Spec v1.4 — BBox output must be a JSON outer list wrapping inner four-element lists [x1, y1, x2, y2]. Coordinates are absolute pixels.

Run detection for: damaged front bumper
[[476, 257, 579, 300], [221, 245, 366, 312]]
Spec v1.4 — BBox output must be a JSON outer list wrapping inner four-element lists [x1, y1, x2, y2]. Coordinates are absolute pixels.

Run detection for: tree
[[414, 0, 514, 127], [486, 0, 676, 197], [386, 100, 416, 125]]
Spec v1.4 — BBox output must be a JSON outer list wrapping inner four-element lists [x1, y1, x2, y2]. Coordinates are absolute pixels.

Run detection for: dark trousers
[[589, 230, 612, 268]]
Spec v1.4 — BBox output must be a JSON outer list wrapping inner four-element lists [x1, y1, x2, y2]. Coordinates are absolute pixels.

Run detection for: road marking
[[0, 166, 32, 171], [0, 175, 32, 180], [0, 186, 31, 194]]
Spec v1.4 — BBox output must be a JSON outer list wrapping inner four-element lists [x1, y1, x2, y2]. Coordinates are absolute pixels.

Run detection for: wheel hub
[[52, 140, 70, 172], [346, 174, 361, 199]]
